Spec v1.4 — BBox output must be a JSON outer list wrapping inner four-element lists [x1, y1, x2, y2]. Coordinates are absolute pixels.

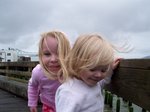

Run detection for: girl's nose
[[50, 55, 58, 62], [94, 71, 104, 78]]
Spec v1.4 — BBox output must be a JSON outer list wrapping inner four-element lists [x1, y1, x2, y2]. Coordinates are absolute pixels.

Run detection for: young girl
[[56, 33, 120, 112], [28, 30, 71, 112]]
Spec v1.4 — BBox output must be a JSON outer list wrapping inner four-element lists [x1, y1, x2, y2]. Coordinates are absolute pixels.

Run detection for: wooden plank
[[0, 61, 38, 67], [105, 63, 150, 111], [120, 59, 150, 69], [0, 70, 31, 76], [0, 89, 42, 112]]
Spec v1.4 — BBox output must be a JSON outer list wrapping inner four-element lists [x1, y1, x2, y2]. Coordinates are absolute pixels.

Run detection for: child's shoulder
[[33, 64, 42, 71], [56, 78, 86, 103], [32, 64, 44, 75], [58, 78, 87, 95]]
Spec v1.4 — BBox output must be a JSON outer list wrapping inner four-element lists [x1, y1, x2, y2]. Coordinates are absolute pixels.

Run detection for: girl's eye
[[101, 69, 107, 73], [101, 66, 109, 73], [90, 66, 109, 73], [90, 69, 96, 72], [43, 52, 51, 56]]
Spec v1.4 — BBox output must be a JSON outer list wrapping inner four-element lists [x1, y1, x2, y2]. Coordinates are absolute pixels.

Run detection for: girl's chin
[[86, 80, 98, 86], [49, 67, 60, 72], [87, 83, 97, 87]]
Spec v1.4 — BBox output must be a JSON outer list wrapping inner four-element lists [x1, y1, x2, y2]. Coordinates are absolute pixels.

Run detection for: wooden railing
[[105, 59, 150, 111], [0, 61, 38, 81], [0, 59, 150, 111]]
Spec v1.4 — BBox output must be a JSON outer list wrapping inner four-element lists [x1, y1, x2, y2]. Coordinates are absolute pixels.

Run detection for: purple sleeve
[[28, 64, 41, 107]]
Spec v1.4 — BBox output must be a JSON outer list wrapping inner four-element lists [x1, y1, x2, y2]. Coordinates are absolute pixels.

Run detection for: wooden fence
[[0, 59, 150, 111], [0, 61, 38, 81], [105, 59, 150, 111]]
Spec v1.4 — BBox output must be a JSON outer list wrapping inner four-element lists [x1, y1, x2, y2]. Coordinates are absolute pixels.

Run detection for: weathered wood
[[0, 69, 31, 76], [0, 89, 42, 112], [0, 75, 28, 99], [0, 61, 38, 67], [105, 59, 150, 111], [0, 61, 38, 80]]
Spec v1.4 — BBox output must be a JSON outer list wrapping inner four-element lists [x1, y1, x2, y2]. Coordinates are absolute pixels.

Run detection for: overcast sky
[[0, 0, 150, 59]]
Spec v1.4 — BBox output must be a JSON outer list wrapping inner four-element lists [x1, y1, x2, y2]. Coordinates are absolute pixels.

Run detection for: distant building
[[0, 57, 3, 62], [0, 48, 18, 62], [0, 48, 38, 62], [18, 52, 39, 62], [18, 56, 31, 62]]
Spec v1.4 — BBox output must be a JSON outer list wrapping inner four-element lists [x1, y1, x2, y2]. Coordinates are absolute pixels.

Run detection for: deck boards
[[0, 89, 42, 112]]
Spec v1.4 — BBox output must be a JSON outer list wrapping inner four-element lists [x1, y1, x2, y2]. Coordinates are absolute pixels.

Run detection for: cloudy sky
[[0, 0, 150, 58]]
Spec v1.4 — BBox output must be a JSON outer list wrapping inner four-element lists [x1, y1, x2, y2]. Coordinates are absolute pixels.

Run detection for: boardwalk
[[0, 89, 42, 112]]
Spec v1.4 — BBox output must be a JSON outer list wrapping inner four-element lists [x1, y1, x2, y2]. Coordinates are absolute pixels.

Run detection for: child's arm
[[28, 78, 39, 111], [28, 65, 40, 111], [99, 58, 120, 88]]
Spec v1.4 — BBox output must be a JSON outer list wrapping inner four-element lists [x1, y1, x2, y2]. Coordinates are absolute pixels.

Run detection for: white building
[[0, 48, 38, 62], [0, 48, 18, 62]]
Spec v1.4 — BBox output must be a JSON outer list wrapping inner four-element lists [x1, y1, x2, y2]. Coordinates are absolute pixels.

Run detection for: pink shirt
[[28, 64, 61, 110]]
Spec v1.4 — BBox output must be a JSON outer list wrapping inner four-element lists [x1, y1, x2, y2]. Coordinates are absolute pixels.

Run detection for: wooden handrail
[[105, 59, 150, 111], [0, 61, 38, 78]]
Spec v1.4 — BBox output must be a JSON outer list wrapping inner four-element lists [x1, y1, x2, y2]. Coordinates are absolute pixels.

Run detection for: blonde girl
[[28, 30, 71, 112], [56, 33, 120, 112]]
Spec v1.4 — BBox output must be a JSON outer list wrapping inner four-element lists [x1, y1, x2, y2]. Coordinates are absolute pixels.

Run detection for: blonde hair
[[61, 33, 115, 82], [38, 30, 71, 80]]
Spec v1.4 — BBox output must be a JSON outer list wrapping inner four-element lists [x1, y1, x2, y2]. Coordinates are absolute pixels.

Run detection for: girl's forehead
[[42, 37, 58, 52]]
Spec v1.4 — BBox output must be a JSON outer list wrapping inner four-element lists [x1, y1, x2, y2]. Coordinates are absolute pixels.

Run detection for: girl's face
[[80, 65, 109, 86], [41, 36, 60, 73]]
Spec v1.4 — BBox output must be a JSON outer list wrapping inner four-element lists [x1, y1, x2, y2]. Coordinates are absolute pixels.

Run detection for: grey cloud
[[0, 0, 54, 43], [0, 0, 150, 58]]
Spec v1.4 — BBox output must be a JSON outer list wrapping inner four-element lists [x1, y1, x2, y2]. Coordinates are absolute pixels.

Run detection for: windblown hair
[[61, 33, 115, 82], [38, 30, 71, 80]]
